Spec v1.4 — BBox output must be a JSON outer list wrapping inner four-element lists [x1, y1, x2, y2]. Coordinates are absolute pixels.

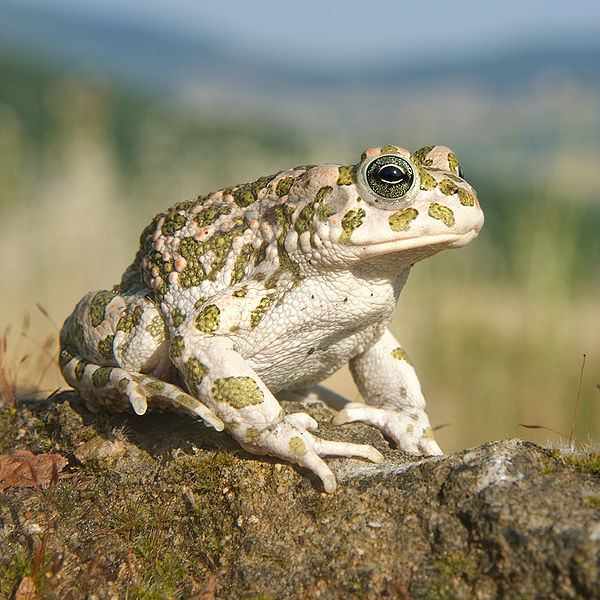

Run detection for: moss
[[422, 552, 474, 600], [128, 542, 189, 598], [564, 452, 600, 477], [167, 451, 235, 493], [40, 481, 81, 515], [583, 495, 600, 509], [0, 549, 31, 596]]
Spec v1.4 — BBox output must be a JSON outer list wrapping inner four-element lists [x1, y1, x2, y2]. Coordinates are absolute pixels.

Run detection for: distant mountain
[[1, 1, 599, 100], [0, 2, 259, 94]]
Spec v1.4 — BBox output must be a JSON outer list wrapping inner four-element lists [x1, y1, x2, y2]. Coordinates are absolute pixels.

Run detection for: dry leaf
[[0, 450, 71, 490], [14, 575, 37, 600], [187, 574, 218, 600]]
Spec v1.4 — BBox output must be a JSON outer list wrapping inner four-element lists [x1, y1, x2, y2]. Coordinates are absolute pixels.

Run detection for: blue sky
[[8, 0, 600, 70]]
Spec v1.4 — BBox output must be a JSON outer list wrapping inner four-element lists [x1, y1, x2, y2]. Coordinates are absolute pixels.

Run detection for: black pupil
[[378, 164, 406, 184], [364, 155, 414, 199]]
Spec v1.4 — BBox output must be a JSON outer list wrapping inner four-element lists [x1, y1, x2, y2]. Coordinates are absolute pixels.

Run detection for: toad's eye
[[365, 156, 414, 199], [378, 164, 406, 184]]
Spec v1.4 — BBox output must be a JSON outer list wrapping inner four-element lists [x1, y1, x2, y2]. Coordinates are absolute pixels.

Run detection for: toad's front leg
[[170, 328, 383, 493], [334, 329, 443, 456]]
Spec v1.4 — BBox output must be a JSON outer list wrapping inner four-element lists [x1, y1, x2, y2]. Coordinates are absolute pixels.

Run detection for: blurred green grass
[[1, 50, 598, 453]]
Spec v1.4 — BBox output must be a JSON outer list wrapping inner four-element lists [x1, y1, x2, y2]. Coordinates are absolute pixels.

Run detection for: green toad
[[59, 145, 483, 492]]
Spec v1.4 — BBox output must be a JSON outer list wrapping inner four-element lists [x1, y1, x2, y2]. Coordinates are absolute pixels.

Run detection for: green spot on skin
[[194, 297, 210, 309], [447, 152, 459, 175], [289, 436, 307, 457], [254, 241, 268, 267], [316, 202, 336, 221], [212, 376, 264, 409], [275, 204, 295, 244], [407, 424, 414, 434], [145, 381, 165, 393], [174, 393, 199, 410], [264, 269, 282, 289], [315, 185, 333, 203], [184, 357, 208, 389], [177, 224, 246, 288], [428, 203, 455, 228], [227, 175, 276, 206], [417, 165, 437, 190], [275, 176, 295, 197], [245, 426, 261, 442], [169, 335, 185, 359], [230, 243, 255, 285], [89, 291, 117, 328], [412, 146, 435, 166], [232, 187, 255, 207], [391, 347, 410, 362], [74, 360, 87, 381], [194, 204, 231, 228], [118, 377, 129, 392], [195, 304, 221, 333], [339, 207, 366, 244], [337, 165, 357, 186], [224, 175, 275, 206], [70, 319, 84, 346], [160, 211, 187, 236], [97, 335, 115, 361], [145, 315, 166, 341], [92, 367, 112, 388], [116, 305, 143, 332], [171, 308, 185, 328], [388, 208, 418, 232], [228, 176, 274, 207], [380, 144, 400, 155], [295, 201, 317, 235], [438, 179, 459, 196], [423, 427, 435, 440], [277, 251, 302, 285], [458, 187, 475, 206], [250, 295, 276, 328], [296, 185, 335, 233], [271, 205, 304, 284], [232, 287, 247, 298]]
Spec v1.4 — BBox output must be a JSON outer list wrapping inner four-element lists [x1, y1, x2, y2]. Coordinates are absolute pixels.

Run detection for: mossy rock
[[0, 394, 599, 599]]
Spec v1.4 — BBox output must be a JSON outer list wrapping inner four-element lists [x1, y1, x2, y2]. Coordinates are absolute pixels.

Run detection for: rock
[[0, 393, 598, 599], [73, 436, 127, 466]]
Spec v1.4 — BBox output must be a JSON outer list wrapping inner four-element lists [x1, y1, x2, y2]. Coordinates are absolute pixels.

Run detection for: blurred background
[[1, 0, 598, 452]]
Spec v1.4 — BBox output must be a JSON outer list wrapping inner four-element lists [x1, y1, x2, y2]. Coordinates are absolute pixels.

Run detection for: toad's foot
[[332, 402, 443, 456], [239, 412, 383, 493], [61, 357, 225, 432]]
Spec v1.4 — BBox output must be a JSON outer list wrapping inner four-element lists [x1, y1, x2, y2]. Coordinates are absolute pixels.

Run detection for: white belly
[[241, 272, 400, 392]]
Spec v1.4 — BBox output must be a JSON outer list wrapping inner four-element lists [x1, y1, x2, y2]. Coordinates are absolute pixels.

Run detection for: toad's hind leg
[[59, 289, 224, 431]]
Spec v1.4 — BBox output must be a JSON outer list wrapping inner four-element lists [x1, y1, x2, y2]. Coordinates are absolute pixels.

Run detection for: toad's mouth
[[356, 228, 481, 257]]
